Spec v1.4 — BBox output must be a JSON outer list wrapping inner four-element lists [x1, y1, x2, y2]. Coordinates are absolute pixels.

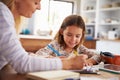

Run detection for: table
[[0, 65, 26, 80], [0, 65, 120, 80], [80, 71, 120, 80], [20, 36, 52, 52]]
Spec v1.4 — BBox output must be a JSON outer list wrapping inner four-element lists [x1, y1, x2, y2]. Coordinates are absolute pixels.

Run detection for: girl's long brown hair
[[55, 15, 86, 50]]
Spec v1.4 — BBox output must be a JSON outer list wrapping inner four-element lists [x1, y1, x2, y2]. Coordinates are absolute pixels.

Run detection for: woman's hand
[[61, 55, 87, 70]]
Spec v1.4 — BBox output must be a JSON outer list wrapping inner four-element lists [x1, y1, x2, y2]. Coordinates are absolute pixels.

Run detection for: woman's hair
[[0, 0, 21, 34], [55, 15, 86, 50], [0, 0, 14, 10]]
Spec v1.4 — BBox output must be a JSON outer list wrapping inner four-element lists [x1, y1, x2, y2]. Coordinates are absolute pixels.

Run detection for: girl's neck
[[64, 47, 73, 53]]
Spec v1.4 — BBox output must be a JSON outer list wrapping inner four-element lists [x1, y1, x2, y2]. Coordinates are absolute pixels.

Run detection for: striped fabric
[[0, 2, 62, 73]]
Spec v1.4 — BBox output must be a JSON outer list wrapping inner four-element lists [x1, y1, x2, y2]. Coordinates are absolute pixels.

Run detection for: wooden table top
[[80, 71, 120, 80], [0, 65, 120, 80]]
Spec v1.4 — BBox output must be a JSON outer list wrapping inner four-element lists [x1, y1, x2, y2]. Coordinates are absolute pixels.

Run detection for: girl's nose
[[71, 36, 76, 42]]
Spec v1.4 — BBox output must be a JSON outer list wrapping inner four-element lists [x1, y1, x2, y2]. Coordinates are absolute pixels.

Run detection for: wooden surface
[[83, 39, 97, 49], [80, 71, 120, 80], [20, 38, 52, 52], [0, 65, 120, 80], [0, 65, 26, 80], [20, 37, 97, 53]]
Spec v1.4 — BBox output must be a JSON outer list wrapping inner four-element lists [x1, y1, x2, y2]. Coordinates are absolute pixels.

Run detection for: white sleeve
[[0, 2, 62, 73]]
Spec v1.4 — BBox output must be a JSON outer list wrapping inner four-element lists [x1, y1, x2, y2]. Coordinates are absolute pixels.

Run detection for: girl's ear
[[59, 29, 63, 35]]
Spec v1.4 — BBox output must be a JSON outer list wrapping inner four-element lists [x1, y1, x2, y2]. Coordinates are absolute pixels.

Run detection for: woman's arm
[[0, 3, 62, 73]]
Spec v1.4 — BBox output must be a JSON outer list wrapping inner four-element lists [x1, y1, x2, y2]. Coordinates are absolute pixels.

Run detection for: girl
[[36, 15, 101, 66]]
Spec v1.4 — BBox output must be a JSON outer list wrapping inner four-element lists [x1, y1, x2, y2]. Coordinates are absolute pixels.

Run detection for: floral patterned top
[[36, 40, 101, 63]]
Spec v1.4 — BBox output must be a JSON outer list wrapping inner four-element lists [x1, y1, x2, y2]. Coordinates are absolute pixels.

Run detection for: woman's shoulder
[[0, 2, 8, 10], [0, 2, 4, 6], [0, 2, 14, 20]]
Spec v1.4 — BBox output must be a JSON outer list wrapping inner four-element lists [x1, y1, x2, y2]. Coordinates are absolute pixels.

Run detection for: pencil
[[73, 50, 79, 56], [47, 45, 61, 56]]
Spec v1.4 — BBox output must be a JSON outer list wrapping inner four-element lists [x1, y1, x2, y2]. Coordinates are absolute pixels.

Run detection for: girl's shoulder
[[77, 45, 89, 52], [78, 45, 87, 49], [49, 40, 60, 46], [48, 40, 61, 49]]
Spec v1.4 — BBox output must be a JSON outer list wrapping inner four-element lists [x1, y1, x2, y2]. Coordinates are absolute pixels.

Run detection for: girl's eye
[[76, 35, 81, 38], [67, 33, 72, 36]]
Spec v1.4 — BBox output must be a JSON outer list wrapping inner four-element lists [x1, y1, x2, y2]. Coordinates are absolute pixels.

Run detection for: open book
[[27, 70, 80, 80]]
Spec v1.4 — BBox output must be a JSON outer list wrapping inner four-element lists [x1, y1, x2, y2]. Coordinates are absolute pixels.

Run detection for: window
[[21, 0, 76, 37], [48, 0, 73, 36]]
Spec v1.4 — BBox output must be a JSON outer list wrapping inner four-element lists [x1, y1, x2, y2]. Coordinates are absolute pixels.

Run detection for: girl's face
[[61, 26, 83, 49], [15, 0, 41, 17]]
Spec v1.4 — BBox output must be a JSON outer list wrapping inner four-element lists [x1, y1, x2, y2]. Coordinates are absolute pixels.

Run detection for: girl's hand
[[83, 59, 96, 66]]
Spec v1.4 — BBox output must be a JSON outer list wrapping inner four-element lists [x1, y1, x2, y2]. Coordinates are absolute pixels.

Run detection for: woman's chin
[[22, 14, 32, 18]]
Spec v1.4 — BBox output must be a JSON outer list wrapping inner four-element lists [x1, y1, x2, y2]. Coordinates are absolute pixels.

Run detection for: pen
[[47, 44, 61, 56]]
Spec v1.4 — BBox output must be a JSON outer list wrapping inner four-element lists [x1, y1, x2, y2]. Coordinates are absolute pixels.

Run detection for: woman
[[0, 0, 85, 73]]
